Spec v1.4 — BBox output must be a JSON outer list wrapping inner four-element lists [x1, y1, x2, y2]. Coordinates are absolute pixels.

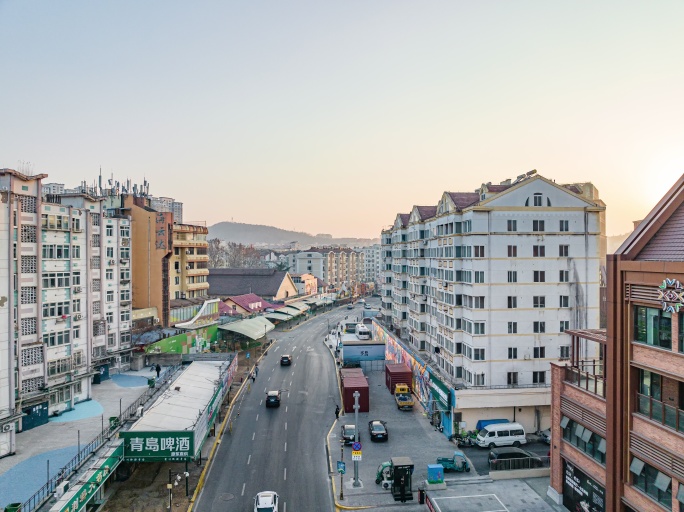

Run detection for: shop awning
[[264, 312, 294, 322], [218, 317, 275, 340], [278, 306, 304, 317], [288, 302, 310, 312]]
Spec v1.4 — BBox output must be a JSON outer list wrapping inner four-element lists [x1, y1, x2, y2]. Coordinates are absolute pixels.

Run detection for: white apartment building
[[362, 244, 382, 287], [150, 195, 183, 223], [285, 248, 366, 292], [381, 173, 606, 431], [0, 167, 135, 457]]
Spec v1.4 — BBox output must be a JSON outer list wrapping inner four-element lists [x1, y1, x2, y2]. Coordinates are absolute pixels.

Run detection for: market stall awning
[[218, 317, 275, 340], [278, 306, 304, 317], [290, 302, 310, 312], [264, 312, 294, 322]]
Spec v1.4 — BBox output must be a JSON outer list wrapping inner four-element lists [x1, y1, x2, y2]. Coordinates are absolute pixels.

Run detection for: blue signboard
[[337, 461, 346, 474]]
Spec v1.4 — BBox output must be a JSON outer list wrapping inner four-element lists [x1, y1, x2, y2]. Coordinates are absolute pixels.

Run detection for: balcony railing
[[637, 393, 684, 435], [489, 455, 550, 471], [564, 362, 605, 398]]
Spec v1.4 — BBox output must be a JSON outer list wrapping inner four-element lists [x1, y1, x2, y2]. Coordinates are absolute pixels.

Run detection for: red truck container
[[342, 376, 369, 413], [385, 363, 412, 394], [340, 368, 364, 381]]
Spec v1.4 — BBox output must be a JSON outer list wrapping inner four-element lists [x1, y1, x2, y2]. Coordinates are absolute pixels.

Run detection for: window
[[507, 271, 517, 283], [21, 255, 37, 273], [634, 306, 672, 349], [20, 287, 36, 304], [560, 295, 569, 308], [20, 195, 36, 213], [532, 220, 545, 232], [73, 325, 80, 339], [72, 217, 80, 231], [559, 270, 569, 282], [73, 299, 81, 313], [559, 245, 569, 257], [474, 246, 485, 258], [120, 225, 130, 238], [91, 256, 101, 269], [562, 417, 606, 466], [507, 372, 518, 385], [91, 214, 100, 226], [92, 279, 101, 292], [631, 458, 672, 508], [106, 225, 113, 236], [42, 272, 71, 289], [507, 220, 517, 232], [508, 322, 518, 334], [533, 245, 545, 257], [533, 346, 546, 358], [106, 312, 114, 324], [560, 320, 569, 332], [559, 220, 569, 232], [507, 245, 518, 257], [560, 345, 570, 359], [72, 245, 81, 259], [121, 310, 130, 322], [474, 374, 485, 386], [533, 321, 546, 333], [533, 193, 543, 206], [42, 301, 70, 318], [175, 276, 180, 285], [21, 225, 37, 243], [508, 347, 518, 359], [473, 322, 486, 335], [106, 269, 113, 280], [533, 296, 546, 308], [93, 301, 101, 315], [507, 296, 517, 308], [106, 247, 114, 258], [91, 234, 100, 247], [533, 371, 546, 384], [120, 269, 130, 281], [473, 297, 485, 309], [72, 272, 81, 286], [474, 271, 485, 283], [42, 329, 70, 347], [107, 333, 116, 347], [474, 348, 485, 360], [120, 289, 131, 301], [533, 271, 545, 282], [120, 248, 130, 260], [106, 291, 114, 303]]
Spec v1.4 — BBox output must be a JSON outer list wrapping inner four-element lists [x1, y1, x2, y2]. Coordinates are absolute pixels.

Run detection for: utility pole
[[340, 441, 344, 500], [353, 391, 361, 487]]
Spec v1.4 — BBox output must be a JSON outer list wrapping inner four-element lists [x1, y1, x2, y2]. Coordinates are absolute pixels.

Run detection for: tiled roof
[[399, 214, 410, 227], [416, 206, 437, 220], [637, 201, 684, 261], [484, 184, 511, 193], [447, 192, 480, 210], [208, 268, 289, 297], [227, 293, 276, 313]]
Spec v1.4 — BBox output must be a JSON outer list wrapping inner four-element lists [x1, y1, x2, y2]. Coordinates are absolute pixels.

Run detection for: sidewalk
[[0, 367, 167, 508]]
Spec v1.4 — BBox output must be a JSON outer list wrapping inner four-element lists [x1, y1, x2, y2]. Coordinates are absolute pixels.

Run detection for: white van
[[476, 422, 527, 448]]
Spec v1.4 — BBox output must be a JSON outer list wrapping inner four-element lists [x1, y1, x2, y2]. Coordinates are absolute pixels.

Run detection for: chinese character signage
[[120, 431, 194, 462], [563, 460, 605, 512]]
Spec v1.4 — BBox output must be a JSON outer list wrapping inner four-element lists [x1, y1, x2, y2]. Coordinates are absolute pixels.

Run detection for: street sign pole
[[353, 391, 361, 487]]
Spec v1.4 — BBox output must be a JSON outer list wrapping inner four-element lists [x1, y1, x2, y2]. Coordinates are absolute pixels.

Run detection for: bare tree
[[207, 238, 228, 268]]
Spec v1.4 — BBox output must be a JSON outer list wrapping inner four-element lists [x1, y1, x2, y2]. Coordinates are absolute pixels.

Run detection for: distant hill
[[208, 222, 379, 248]]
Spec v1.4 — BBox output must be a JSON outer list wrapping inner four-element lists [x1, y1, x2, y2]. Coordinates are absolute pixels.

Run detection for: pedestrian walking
[[252, 372, 256, 383], [155, 364, 161, 378], [335, 405, 340, 419]]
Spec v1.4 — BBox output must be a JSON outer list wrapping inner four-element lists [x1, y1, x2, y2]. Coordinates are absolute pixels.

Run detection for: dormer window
[[533, 193, 543, 206], [480, 193, 486, 201]]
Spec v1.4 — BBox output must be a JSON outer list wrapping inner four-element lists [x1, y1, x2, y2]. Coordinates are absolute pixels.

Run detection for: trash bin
[[147, 378, 156, 388], [5, 503, 22, 512], [418, 489, 425, 504], [109, 416, 120, 429]]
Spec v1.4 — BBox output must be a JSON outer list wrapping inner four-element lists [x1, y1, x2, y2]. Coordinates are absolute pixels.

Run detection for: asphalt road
[[195, 304, 354, 512]]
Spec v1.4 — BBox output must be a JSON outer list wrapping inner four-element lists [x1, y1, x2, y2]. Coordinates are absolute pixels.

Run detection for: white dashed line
[[252, 432, 255, 441], [247, 454, 251, 465], [241, 483, 246, 496], [284, 468, 287, 480], [256, 414, 259, 421], [284, 442, 287, 452], [285, 422, 287, 430]]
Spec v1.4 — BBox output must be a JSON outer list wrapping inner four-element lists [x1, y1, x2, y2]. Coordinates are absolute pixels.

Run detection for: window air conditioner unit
[[443, 282, 448, 288], [120, 259, 128, 264], [2, 424, 13, 432], [176, 269, 180, 273], [109, 259, 116, 265], [524, 354, 530, 360], [73, 286, 82, 293], [186, 265, 190, 270], [153, 317, 160, 324], [54, 481, 70, 499], [74, 313, 82, 320]]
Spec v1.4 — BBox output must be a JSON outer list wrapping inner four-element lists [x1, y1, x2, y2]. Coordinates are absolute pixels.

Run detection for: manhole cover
[[219, 493, 235, 501]]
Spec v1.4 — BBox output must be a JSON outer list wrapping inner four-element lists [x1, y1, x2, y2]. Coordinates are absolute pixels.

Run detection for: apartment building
[[361, 243, 382, 288], [550, 173, 684, 512], [283, 248, 366, 293], [149, 195, 183, 223], [381, 172, 605, 432]]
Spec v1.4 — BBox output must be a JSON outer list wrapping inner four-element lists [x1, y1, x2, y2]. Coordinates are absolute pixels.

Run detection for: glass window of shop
[[634, 306, 671, 349], [562, 417, 606, 465]]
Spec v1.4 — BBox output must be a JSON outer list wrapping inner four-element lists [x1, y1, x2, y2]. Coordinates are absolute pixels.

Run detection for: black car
[[341, 424, 359, 445], [265, 390, 281, 408], [280, 355, 292, 366], [488, 447, 543, 470], [368, 420, 388, 442]]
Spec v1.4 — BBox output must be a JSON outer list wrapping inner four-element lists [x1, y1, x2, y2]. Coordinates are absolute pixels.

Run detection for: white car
[[254, 491, 279, 512], [540, 428, 551, 444]]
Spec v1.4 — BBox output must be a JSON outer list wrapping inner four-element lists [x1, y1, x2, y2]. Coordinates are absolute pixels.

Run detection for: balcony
[[564, 360, 605, 398], [637, 394, 684, 434]]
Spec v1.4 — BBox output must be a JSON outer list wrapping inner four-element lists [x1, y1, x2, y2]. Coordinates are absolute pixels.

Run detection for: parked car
[[364, 304, 372, 310], [280, 354, 292, 366], [368, 420, 389, 441], [265, 390, 281, 408], [347, 304, 354, 309], [254, 491, 279, 512], [476, 422, 527, 448], [488, 447, 543, 470], [540, 428, 551, 444], [341, 424, 359, 445]]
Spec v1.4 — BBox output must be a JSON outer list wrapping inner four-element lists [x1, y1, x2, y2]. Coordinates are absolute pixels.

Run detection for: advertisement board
[[563, 459, 605, 512], [343, 344, 386, 363], [120, 431, 194, 462]]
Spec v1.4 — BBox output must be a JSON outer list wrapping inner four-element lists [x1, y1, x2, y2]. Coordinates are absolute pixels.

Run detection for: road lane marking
[[256, 414, 259, 421], [285, 422, 287, 430], [247, 454, 251, 465], [286, 406, 288, 412], [289, 380, 292, 387], [284, 442, 287, 452], [241, 483, 246, 496], [259, 400, 263, 405], [252, 432, 255, 441], [284, 468, 287, 480]]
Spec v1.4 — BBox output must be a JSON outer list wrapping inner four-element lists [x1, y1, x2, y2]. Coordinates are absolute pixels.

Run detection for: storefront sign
[[429, 374, 450, 410], [120, 431, 194, 462], [563, 460, 605, 512], [659, 278, 684, 313]]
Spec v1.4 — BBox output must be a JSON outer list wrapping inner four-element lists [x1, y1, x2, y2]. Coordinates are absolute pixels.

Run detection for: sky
[[1, 1, 683, 239]]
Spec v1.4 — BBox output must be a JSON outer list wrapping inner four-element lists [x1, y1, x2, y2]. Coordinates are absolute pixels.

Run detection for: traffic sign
[[337, 461, 346, 474], [352, 450, 362, 461], [352, 442, 362, 451]]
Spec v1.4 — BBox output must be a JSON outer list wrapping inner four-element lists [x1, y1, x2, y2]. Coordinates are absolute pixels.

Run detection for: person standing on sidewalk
[[335, 405, 340, 419], [155, 363, 161, 378]]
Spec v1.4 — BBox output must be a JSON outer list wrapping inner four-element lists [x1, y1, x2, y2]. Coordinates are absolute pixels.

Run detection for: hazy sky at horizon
[[1, 1, 683, 239]]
